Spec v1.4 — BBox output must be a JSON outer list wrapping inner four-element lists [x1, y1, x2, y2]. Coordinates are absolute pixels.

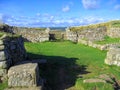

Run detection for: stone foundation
[[105, 46, 120, 66], [78, 39, 120, 50]]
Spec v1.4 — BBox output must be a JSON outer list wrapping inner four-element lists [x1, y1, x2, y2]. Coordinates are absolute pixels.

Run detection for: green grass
[[95, 36, 120, 44], [0, 81, 8, 90], [111, 20, 120, 27], [25, 41, 120, 90]]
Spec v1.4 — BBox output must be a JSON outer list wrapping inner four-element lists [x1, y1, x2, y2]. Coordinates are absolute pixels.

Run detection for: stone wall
[[105, 46, 120, 66], [0, 33, 26, 77], [78, 39, 120, 50], [66, 26, 107, 42], [12, 27, 49, 42], [107, 27, 120, 38], [66, 28, 78, 42], [0, 24, 13, 33], [0, 24, 50, 43], [49, 30, 66, 40], [66, 21, 120, 43]]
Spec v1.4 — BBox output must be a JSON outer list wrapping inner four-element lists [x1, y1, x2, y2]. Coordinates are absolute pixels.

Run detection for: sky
[[0, 0, 120, 27]]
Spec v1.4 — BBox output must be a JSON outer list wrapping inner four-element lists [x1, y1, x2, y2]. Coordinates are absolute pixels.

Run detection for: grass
[[111, 20, 120, 27], [25, 41, 120, 90], [0, 81, 8, 90], [0, 32, 5, 37], [95, 36, 120, 44]]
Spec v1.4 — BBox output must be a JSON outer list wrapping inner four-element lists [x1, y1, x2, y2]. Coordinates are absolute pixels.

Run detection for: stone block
[[0, 51, 6, 60], [8, 62, 40, 87], [0, 45, 5, 51], [105, 47, 120, 66], [0, 69, 7, 76], [0, 40, 4, 45], [0, 61, 8, 68], [83, 78, 106, 83], [4, 86, 42, 90]]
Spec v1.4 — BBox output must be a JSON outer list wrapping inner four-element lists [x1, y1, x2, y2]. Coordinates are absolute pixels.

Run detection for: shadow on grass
[[27, 53, 90, 90]]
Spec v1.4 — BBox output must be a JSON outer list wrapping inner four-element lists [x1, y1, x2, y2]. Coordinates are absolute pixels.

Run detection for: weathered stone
[[1, 74, 8, 81], [83, 78, 106, 83], [0, 45, 5, 50], [4, 86, 42, 90], [0, 51, 6, 60], [105, 47, 120, 66], [108, 28, 120, 38], [0, 69, 7, 76], [100, 45, 107, 50], [0, 61, 8, 68], [98, 74, 113, 83], [0, 40, 4, 45], [8, 63, 40, 87]]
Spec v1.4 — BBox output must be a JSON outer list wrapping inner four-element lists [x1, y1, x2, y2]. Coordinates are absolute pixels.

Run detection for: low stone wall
[[0, 34, 26, 77], [105, 46, 120, 66], [108, 28, 120, 38], [78, 39, 120, 50], [66, 26, 107, 42], [0, 24, 50, 43], [12, 27, 49, 42]]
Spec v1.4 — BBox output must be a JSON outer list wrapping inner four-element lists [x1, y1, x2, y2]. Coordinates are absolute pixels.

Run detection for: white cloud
[[36, 13, 41, 16], [114, 4, 120, 10], [62, 5, 70, 12], [0, 13, 109, 27], [82, 0, 99, 9]]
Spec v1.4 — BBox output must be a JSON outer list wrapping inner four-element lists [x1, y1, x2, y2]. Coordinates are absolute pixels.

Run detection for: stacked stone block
[[0, 34, 26, 77]]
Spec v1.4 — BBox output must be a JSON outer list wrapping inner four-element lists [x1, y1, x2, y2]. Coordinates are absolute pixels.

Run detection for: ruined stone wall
[[0, 34, 26, 77], [12, 27, 49, 42], [0, 24, 50, 43], [78, 39, 120, 50], [66, 26, 107, 42], [66, 28, 78, 42], [49, 30, 66, 40], [107, 27, 120, 38]]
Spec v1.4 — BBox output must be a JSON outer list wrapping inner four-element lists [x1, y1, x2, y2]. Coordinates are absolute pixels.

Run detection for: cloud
[[62, 5, 70, 12], [114, 4, 120, 10], [0, 13, 108, 27], [82, 0, 99, 9], [36, 13, 41, 16]]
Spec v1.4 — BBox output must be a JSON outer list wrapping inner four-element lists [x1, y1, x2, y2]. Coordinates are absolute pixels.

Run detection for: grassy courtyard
[[24, 41, 120, 90]]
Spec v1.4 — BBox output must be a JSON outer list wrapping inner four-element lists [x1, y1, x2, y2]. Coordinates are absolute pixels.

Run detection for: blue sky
[[0, 0, 120, 27]]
